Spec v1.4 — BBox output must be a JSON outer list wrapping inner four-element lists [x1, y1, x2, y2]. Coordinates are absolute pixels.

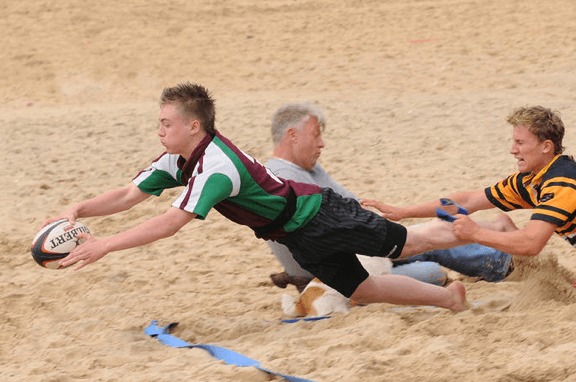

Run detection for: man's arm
[[60, 207, 196, 270], [453, 216, 556, 257], [42, 183, 152, 227]]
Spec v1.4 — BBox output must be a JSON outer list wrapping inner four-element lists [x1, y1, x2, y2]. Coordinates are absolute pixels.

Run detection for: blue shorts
[[278, 188, 407, 297]]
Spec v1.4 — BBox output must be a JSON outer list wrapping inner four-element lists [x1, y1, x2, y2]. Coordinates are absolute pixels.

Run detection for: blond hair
[[507, 106, 565, 155]]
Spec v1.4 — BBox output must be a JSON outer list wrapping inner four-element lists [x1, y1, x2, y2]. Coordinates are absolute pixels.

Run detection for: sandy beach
[[2, 0, 576, 381]]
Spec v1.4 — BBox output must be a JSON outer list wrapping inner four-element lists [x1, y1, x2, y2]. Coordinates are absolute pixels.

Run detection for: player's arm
[[361, 189, 492, 221], [42, 183, 151, 227], [60, 206, 195, 270], [453, 216, 556, 257]]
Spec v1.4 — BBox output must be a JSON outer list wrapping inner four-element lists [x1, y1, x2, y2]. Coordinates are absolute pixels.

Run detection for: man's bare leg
[[350, 274, 469, 312]]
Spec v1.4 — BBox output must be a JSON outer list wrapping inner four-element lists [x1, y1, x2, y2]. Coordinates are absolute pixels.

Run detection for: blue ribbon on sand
[[279, 316, 331, 324], [145, 320, 317, 382]]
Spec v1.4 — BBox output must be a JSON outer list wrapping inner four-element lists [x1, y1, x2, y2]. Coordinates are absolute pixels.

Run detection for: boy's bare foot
[[446, 281, 471, 311]]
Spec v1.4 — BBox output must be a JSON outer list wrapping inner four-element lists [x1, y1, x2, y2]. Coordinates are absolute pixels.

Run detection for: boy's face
[[291, 116, 325, 171], [510, 125, 552, 174], [158, 103, 195, 157]]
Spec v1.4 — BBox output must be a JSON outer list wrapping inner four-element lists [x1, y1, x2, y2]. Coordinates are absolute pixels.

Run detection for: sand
[[2, 0, 576, 381]]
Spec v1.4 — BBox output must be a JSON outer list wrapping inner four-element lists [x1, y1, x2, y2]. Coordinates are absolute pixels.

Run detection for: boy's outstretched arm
[[41, 183, 152, 228], [361, 190, 492, 221], [60, 207, 195, 270]]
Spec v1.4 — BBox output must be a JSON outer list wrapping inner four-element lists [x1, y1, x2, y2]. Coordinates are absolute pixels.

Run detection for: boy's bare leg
[[350, 274, 469, 312]]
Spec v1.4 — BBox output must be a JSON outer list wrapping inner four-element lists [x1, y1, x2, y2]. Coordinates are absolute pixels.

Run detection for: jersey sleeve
[[132, 153, 182, 196], [172, 146, 241, 219], [173, 173, 234, 219], [484, 173, 534, 211], [532, 176, 576, 227]]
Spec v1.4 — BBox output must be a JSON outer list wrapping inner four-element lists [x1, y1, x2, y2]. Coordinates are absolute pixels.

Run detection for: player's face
[[158, 103, 194, 157], [510, 125, 550, 174], [292, 116, 324, 171]]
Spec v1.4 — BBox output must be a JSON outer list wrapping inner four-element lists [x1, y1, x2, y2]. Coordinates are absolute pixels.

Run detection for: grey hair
[[271, 101, 326, 145]]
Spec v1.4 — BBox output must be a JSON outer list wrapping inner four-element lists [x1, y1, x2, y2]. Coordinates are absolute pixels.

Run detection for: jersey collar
[[530, 154, 562, 186], [178, 131, 217, 185]]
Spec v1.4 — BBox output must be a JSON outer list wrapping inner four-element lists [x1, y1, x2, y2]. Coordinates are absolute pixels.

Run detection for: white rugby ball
[[31, 219, 90, 269]]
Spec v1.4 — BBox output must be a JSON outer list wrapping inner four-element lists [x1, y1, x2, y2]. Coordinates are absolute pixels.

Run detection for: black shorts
[[278, 188, 407, 298]]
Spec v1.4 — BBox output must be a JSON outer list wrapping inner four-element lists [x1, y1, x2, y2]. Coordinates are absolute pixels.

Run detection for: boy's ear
[[542, 139, 554, 154], [190, 119, 202, 134]]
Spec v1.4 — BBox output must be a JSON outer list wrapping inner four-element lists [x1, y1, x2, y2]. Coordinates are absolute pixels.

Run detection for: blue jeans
[[397, 244, 513, 282], [391, 261, 448, 285]]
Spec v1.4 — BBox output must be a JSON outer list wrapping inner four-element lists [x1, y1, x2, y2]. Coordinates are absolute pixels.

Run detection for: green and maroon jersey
[[133, 131, 322, 240]]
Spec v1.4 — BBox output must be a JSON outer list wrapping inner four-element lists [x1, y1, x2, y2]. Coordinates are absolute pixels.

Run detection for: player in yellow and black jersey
[[361, 105, 576, 258], [487, 154, 576, 247]]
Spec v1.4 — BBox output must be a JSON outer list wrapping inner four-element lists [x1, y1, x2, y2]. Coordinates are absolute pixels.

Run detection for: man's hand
[[59, 232, 108, 271]]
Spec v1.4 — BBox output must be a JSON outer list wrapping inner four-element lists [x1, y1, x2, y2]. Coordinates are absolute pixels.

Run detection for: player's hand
[[360, 199, 405, 221], [59, 233, 108, 271], [41, 209, 78, 229], [452, 215, 480, 241]]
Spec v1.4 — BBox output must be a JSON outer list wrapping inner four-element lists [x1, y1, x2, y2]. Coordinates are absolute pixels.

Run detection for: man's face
[[291, 116, 325, 171], [510, 125, 550, 174], [158, 103, 193, 157]]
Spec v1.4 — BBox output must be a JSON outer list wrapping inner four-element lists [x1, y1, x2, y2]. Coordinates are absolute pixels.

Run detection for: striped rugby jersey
[[132, 131, 323, 240], [485, 155, 576, 247]]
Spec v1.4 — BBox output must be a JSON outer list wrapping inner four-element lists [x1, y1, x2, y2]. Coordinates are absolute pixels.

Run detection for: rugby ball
[[31, 219, 90, 269]]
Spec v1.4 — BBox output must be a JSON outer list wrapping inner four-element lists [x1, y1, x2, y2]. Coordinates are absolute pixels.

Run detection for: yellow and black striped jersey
[[485, 155, 576, 247]]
